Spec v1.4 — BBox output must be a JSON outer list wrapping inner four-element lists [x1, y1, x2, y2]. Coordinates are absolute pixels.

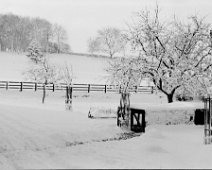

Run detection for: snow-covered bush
[[88, 107, 116, 118], [146, 108, 195, 125], [26, 40, 43, 64]]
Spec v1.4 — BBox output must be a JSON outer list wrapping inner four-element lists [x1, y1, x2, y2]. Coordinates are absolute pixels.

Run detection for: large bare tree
[[88, 27, 127, 58], [128, 6, 212, 103]]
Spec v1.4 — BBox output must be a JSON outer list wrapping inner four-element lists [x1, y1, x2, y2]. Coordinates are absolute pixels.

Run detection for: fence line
[[0, 81, 155, 94]]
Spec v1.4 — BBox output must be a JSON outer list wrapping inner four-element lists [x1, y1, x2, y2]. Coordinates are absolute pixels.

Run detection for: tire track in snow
[[0, 104, 142, 154], [65, 132, 141, 147]]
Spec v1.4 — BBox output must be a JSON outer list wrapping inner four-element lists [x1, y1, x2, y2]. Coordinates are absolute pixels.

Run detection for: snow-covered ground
[[0, 89, 211, 169], [0, 52, 110, 84], [0, 52, 211, 169], [0, 52, 153, 86]]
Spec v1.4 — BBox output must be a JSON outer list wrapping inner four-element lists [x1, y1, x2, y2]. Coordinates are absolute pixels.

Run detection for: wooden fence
[[0, 81, 155, 94]]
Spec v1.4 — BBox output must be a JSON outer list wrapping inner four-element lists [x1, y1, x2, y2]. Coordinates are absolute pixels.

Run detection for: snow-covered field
[[0, 52, 152, 86], [0, 52, 110, 84], [0, 89, 211, 169], [0, 52, 212, 169]]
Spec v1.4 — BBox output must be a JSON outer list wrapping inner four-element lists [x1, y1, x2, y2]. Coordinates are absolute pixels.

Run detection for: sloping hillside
[[0, 52, 110, 84], [0, 52, 153, 86]]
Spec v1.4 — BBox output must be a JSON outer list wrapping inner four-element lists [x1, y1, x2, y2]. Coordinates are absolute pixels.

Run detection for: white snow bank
[[88, 107, 117, 118], [131, 101, 204, 125], [87, 101, 204, 125]]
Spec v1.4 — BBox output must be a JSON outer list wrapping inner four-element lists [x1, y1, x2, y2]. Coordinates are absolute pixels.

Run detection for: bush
[[196, 95, 206, 101], [175, 87, 194, 101], [175, 94, 193, 101]]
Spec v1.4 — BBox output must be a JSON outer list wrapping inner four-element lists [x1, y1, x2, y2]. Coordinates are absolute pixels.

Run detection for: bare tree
[[88, 37, 100, 54], [39, 57, 59, 103], [58, 63, 74, 110], [52, 24, 68, 53], [88, 27, 127, 58], [59, 63, 73, 85], [127, 6, 212, 103], [24, 56, 59, 103], [0, 13, 70, 53]]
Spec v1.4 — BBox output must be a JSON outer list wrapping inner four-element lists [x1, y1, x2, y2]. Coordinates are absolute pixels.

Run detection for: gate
[[204, 97, 212, 144], [130, 108, 146, 133]]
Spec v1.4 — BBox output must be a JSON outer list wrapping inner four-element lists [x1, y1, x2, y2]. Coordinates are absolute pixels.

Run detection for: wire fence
[[0, 81, 155, 94]]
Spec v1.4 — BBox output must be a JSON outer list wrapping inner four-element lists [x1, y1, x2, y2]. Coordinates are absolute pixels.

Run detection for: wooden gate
[[130, 108, 146, 133]]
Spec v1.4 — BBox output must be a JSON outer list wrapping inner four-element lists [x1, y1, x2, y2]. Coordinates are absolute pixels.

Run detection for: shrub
[[175, 93, 193, 101]]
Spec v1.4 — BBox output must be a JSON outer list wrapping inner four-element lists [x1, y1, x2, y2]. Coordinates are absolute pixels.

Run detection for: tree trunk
[[109, 51, 113, 58], [46, 34, 49, 53], [42, 81, 47, 104], [0, 38, 2, 51], [42, 84, 46, 104], [167, 93, 174, 103], [117, 92, 130, 127], [65, 85, 73, 110], [57, 36, 60, 53], [156, 80, 180, 103], [11, 39, 14, 52]]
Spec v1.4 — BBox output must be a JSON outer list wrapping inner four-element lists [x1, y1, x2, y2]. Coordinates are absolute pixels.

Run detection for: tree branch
[[156, 79, 168, 96], [195, 49, 212, 68], [155, 36, 165, 51], [137, 39, 147, 54], [203, 64, 212, 72]]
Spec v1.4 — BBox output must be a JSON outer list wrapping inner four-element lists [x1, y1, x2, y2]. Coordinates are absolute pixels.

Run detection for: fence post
[[151, 86, 154, 94], [66, 86, 68, 100], [105, 85, 107, 93], [6, 82, 8, 90], [20, 82, 23, 92], [52, 83, 55, 92], [135, 86, 137, 93], [35, 83, 37, 91], [88, 84, 90, 93]]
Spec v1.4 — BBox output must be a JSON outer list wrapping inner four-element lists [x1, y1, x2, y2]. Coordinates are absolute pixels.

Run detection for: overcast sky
[[0, 0, 211, 53]]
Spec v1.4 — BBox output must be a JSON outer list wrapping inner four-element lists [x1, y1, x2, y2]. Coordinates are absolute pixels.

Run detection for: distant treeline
[[0, 13, 70, 53]]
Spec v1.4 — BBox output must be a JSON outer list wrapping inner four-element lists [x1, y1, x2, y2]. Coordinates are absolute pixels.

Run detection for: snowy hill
[[0, 52, 153, 86], [0, 52, 110, 84]]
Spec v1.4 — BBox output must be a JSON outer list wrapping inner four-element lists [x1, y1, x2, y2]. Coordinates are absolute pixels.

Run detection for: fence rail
[[0, 81, 155, 94]]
